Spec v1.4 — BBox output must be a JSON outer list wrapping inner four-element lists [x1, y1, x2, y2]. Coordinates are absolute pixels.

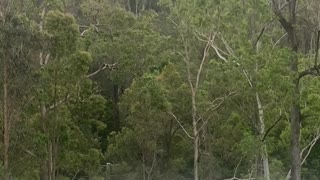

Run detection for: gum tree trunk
[[3, 44, 10, 180], [271, 1, 300, 179]]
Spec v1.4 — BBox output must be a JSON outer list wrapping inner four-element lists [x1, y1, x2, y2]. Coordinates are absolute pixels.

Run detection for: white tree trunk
[[256, 92, 270, 180]]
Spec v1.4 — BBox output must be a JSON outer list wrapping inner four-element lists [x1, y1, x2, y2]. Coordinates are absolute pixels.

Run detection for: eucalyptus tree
[[79, 0, 167, 134], [108, 73, 172, 180], [270, 1, 320, 179], [158, 0, 241, 179], [0, 1, 40, 179]]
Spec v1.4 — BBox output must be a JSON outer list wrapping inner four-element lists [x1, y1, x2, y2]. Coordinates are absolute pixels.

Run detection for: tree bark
[[185, 41, 200, 180], [262, 144, 270, 180], [255, 29, 270, 179], [192, 98, 199, 180], [40, 159, 49, 180], [193, 134, 199, 180], [38, 3, 52, 179], [135, 0, 138, 16], [256, 92, 270, 180], [272, 1, 300, 179], [1, 1, 10, 179], [185, 34, 211, 180], [127, 0, 132, 12], [142, 155, 146, 180], [48, 141, 53, 180], [48, 138, 57, 180], [190, 58, 199, 180], [290, 77, 300, 180], [40, 103, 49, 180], [288, 6, 301, 180], [3, 47, 10, 180]]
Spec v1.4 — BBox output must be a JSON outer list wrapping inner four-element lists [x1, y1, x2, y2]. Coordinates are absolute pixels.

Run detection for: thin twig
[[286, 128, 320, 180], [262, 115, 283, 142], [197, 118, 209, 135], [147, 152, 157, 180], [197, 91, 237, 123], [233, 157, 243, 178], [242, 69, 254, 88], [273, 33, 287, 48], [300, 130, 320, 165], [219, 33, 236, 57], [71, 170, 80, 180], [255, 27, 266, 49]]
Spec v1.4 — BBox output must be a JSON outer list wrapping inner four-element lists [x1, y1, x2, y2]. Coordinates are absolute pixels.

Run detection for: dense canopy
[[1, 0, 320, 180]]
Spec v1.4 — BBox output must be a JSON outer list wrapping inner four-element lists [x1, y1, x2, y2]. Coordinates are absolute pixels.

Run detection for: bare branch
[[168, 17, 179, 27], [223, 177, 255, 180], [251, 0, 293, 49], [44, 54, 50, 65], [147, 152, 157, 180], [286, 129, 320, 180], [210, 43, 228, 62], [169, 112, 194, 139], [248, 168, 254, 179], [80, 21, 100, 37], [273, 33, 288, 48], [300, 130, 320, 165], [197, 91, 237, 123], [71, 170, 80, 180], [262, 115, 283, 142], [197, 118, 209, 134], [233, 157, 243, 178], [39, 52, 44, 66], [219, 34, 237, 58], [174, 50, 186, 61], [242, 69, 254, 88], [39, 7, 46, 32], [48, 94, 70, 111], [213, 43, 231, 58], [86, 63, 117, 78], [24, 148, 37, 158], [40, 52, 50, 68], [211, 34, 255, 88], [223, 166, 256, 180], [195, 34, 213, 90], [80, 29, 89, 36], [194, 31, 229, 63], [255, 27, 266, 49], [194, 31, 209, 42], [212, 35, 254, 88]]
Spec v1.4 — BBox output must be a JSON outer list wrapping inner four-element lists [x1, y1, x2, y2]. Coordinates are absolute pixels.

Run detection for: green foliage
[[3, 0, 320, 179], [123, 74, 171, 114], [107, 128, 140, 164], [68, 51, 93, 75], [45, 10, 79, 57]]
